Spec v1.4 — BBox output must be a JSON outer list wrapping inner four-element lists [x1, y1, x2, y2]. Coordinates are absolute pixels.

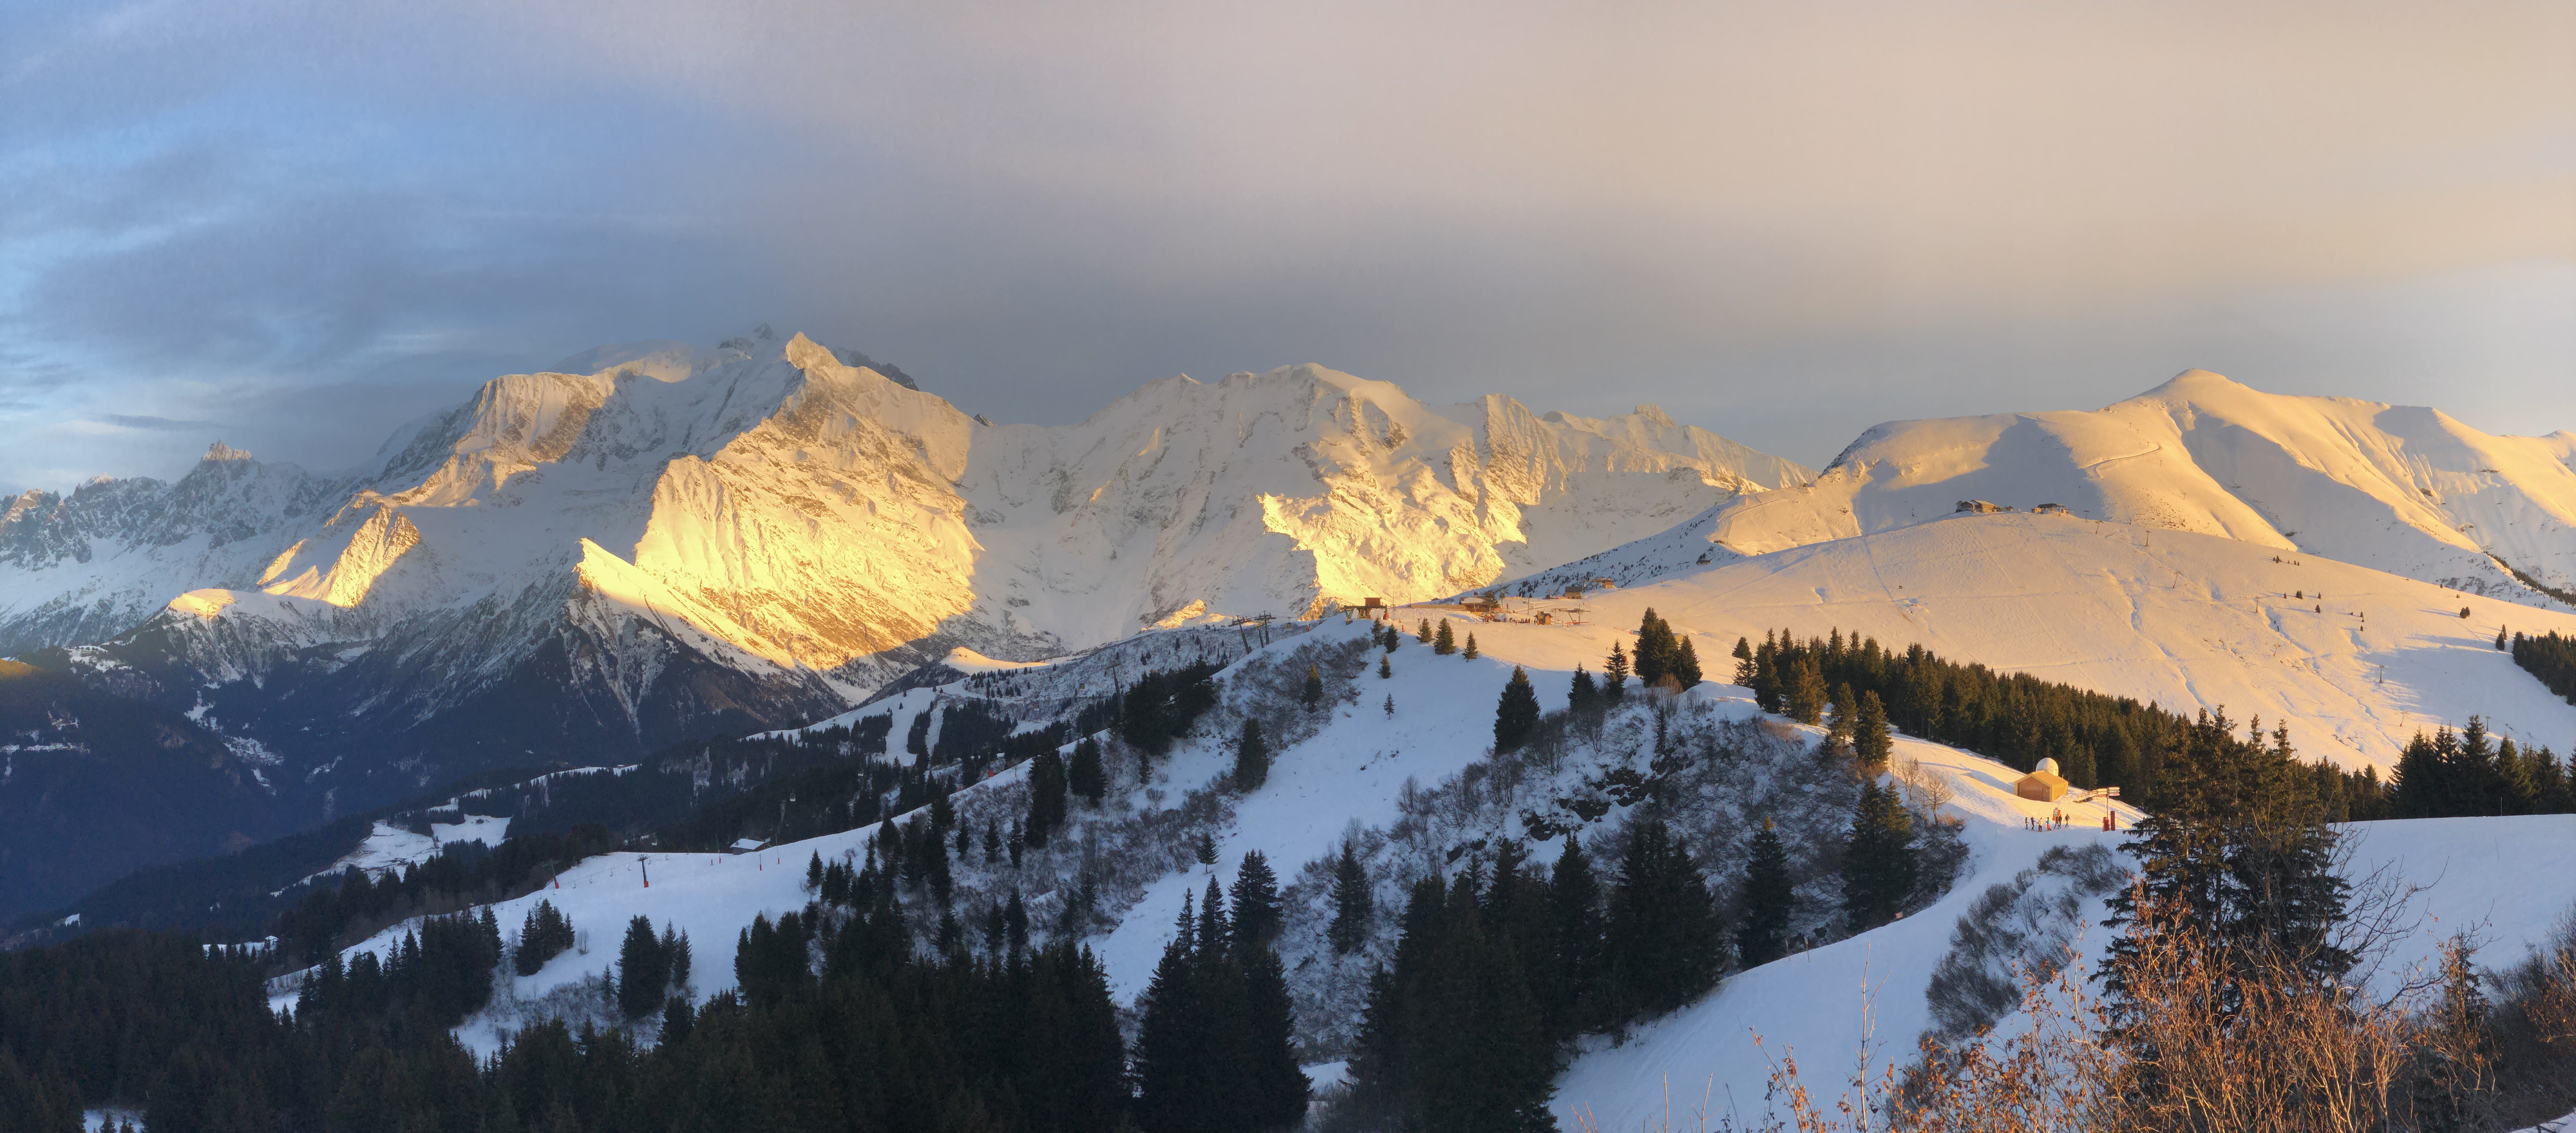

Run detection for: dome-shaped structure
[[2015, 759, 2070, 801]]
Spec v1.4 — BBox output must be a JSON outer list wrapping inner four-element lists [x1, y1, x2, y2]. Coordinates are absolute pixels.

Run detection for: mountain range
[[0, 327, 1809, 904]]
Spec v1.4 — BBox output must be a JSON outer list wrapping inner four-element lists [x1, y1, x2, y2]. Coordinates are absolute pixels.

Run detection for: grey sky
[[4, 0, 2570, 490]]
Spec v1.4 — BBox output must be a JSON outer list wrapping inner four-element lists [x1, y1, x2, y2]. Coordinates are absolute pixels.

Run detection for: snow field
[[1522, 511, 2576, 772]]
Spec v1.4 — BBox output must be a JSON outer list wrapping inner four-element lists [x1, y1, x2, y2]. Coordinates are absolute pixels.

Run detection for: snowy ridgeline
[[301, 608, 2576, 1127]]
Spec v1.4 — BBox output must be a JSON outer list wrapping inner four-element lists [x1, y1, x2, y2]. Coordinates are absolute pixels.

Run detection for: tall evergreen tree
[[1785, 655, 1827, 724], [1604, 641, 1629, 702], [1551, 832, 1604, 1035], [1231, 851, 1284, 950], [1349, 876, 1556, 1133], [1853, 689, 1893, 767], [1839, 779, 1918, 932], [1235, 719, 1272, 791], [616, 915, 670, 1019], [1732, 636, 1756, 686], [1417, 618, 1434, 644], [1463, 633, 1480, 660], [1434, 620, 1457, 655], [1493, 666, 1542, 753], [1606, 818, 1723, 1017], [1329, 842, 1374, 955], [1026, 748, 1068, 846], [1379, 655, 1392, 680], [1068, 736, 1106, 805], [1567, 664, 1599, 716], [1736, 819, 1793, 968]]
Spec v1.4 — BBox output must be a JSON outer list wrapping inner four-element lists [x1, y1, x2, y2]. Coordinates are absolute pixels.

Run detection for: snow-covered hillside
[[1597, 370, 2576, 608], [303, 601, 2576, 1132], [4, 326, 1806, 814], [1511, 510, 2576, 772]]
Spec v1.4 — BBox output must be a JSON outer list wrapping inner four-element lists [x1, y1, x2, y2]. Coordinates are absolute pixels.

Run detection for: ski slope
[[1515, 510, 2576, 772]]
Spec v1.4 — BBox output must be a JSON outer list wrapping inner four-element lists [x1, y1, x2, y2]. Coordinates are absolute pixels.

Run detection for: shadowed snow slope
[[1562, 370, 2576, 608], [1, 328, 1805, 819], [1512, 511, 2576, 772]]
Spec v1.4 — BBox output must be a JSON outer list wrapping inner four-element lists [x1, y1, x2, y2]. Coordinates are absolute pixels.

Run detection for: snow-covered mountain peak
[[3, 333, 1810, 810], [1636, 369, 2576, 604]]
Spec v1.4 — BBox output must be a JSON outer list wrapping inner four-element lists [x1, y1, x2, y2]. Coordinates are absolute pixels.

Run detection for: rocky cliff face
[[4, 327, 1808, 817]]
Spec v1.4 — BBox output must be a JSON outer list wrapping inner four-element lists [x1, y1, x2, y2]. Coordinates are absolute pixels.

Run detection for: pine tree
[[1550, 832, 1604, 1033], [1732, 636, 1756, 686], [1785, 655, 1827, 724], [1417, 618, 1434, 643], [616, 915, 668, 1019], [1434, 620, 1457, 655], [1840, 778, 1918, 932], [1567, 664, 1598, 716], [1606, 818, 1723, 1016], [1196, 831, 1218, 866], [1231, 851, 1284, 951], [1737, 819, 1793, 968], [1329, 841, 1373, 953], [1068, 736, 1106, 805], [1379, 655, 1392, 679], [1350, 876, 1557, 1133], [1673, 635, 1701, 689], [1853, 689, 1893, 768], [1463, 633, 1479, 660], [1005, 890, 1029, 955], [1303, 664, 1325, 707], [2497, 626, 2508, 650], [1827, 682, 1859, 752], [1026, 748, 1068, 846], [1133, 902, 1209, 1133], [1604, 641, 1629, 702], [1384, 693, 1396, 717], [1234, 719, 1271, 791], [1633, 610, 1673, 687], [1493, 666, 1541, 753]]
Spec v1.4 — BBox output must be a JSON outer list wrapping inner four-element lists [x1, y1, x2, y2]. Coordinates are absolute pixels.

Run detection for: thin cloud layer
[[1, 0, 2570, 489]]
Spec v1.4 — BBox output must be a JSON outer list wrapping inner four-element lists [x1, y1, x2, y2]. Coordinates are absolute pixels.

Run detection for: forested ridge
[[1736, 627, 2573, 821]]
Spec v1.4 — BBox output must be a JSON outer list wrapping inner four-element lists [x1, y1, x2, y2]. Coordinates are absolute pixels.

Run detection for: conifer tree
[[1234, 719, 1271, 791], [1026, 748, 1068, 846], [1384, 693, 1395, 717], [1493, 666, 1541, 753], [616, 915, 669, 1019], [1854, 689, 1893, 768], [1133, 902, 1208, 1133], [1606, 818, 1723, 1016], [1604, 641, 1629, 702], [1633, 610, 1673, 687], [1005, 890, 1029, 955], [1463, 633, 1479, 660], [1303, 664, 1325, 707], [1785, 654, 1827, 724], [1840, 778, 1918, 932], [1329, 841, 1373, 953], [1733, 636, 1756, 686], [1737, 819, 1793, 968], [1417, 619, 1433, 643], [1827, 682, 1859, 752], [1379, 655, 1392, 679], [1434, 619, 1457, 655], [1231, 851, 1285, 951], [1196, 831, 1218, 866], [2497, 626, 2508, 649], [1567, 664, 1598, 716], [1350, 875, 1557, 1133], [1673, 635, 1701, 689], [1551, 832, 1604, 1032], [1068, 736, 1106, 805]]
